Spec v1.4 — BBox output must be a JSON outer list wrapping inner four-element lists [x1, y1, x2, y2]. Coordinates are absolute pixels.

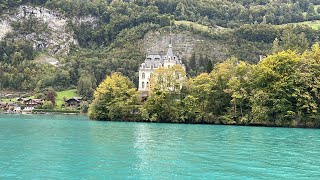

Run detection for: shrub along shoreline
[[88, 44, 320, 128], [33, 109, 80, 114], [86, 117, 317, 129]]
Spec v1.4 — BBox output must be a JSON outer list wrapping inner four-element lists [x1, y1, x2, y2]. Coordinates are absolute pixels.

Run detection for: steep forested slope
[[0, 0, 320, 98]]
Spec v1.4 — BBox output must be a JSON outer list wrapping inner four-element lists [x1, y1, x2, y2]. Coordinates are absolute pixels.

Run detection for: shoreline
[[0, 110, 81, 115], [0, 110, 320, 129], [1, 112, 319, 128], [94, 119, 320, 129]]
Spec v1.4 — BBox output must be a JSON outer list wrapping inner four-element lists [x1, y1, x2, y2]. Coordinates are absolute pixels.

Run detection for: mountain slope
[[0, 0, 320, 97]]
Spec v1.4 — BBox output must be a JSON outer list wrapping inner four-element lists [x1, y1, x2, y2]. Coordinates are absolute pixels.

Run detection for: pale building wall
[[138, 43, 185, 92], [138, 69, 152, 91]]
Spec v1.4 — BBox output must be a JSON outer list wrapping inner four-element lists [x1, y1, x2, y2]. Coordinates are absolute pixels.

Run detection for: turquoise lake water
[[0, 115, 319, 179]]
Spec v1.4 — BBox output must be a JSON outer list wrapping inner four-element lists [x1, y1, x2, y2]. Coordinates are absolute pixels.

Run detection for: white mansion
[[138, 43, 185, 91]]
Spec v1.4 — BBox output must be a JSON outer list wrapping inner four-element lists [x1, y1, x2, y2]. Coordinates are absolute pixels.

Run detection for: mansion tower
[[138, 43, 185, 91]]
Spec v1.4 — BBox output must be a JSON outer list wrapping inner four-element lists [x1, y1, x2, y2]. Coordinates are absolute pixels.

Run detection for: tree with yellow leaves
[[88, 73, 138, 120], [149, 65, 187, 93], [143, 65, 187, 122]]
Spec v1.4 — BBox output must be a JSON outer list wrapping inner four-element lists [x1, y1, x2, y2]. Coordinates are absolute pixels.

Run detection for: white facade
[[138, 43, 185, 91], [138, 69, 153, 91], [24, 106, 34, 111], [13, 106, 21, 112]]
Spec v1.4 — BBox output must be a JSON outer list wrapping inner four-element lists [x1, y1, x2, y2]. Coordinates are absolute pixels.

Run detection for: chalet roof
[[24, 98, 42, 101], [17, 97, 28, 101], [65, 97, 82, 103], [23, 99, 43, 104]]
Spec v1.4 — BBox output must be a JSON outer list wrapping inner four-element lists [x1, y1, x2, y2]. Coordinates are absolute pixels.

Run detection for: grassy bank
[[289, 20, 320, 30], [55, 89, 79, 109]]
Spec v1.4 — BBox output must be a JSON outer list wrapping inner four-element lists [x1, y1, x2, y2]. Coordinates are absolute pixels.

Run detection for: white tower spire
[[169, 18, 172, 45]]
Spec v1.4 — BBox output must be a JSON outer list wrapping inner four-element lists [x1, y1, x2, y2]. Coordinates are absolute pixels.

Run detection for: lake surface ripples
[[0, 114, 319, 179]]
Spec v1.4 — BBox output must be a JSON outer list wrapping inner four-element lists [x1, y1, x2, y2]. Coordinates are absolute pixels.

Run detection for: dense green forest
[[1, 0, 320, 100], [89, 44, 320, 128]]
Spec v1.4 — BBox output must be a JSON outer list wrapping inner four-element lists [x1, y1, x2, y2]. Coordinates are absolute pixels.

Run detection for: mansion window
[[142, 72, 145, 79], [142, 82, 145, 89]]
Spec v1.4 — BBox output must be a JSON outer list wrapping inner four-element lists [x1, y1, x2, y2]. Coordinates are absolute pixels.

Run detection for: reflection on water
[[133, 123, 151, 175], [0, 114, 320, 179]]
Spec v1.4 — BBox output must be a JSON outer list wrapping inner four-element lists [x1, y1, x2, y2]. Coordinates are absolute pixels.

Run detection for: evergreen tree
[[298, 32, 309, 52], [198, 54, 205, 67], [206, 60, 213, 73], [77, 73, 96, 99], [261, 16, 267, 24], [272, 38, 281, 54], [307, 4, 316, 20], [188, 52, 196, 70], [280, 26, 309, 53], [46, 89, 57, 107]]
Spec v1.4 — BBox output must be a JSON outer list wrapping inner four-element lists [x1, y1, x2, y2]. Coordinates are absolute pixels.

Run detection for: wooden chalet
[[65, 97, 82, 108], [23, 99, 43, 111]]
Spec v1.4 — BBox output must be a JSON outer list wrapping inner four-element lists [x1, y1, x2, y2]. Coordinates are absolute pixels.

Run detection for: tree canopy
[[88, 73, 138, 120], [89, 44, 320, 128]]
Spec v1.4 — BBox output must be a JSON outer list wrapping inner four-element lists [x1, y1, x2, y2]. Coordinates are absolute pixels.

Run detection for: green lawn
[[288, 20, 320, 30], [56, 89, 79, 109], [0, 98, 17, 103], [174, 20, 209, 31], [174, 20, 227, 33], [1, 89, 80, 109], [279, 20, 320, 30]]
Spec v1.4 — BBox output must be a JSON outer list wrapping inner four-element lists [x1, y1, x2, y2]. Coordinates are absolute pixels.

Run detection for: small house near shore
[[65, 97, 82, 108], [23, 99, 43, 111]]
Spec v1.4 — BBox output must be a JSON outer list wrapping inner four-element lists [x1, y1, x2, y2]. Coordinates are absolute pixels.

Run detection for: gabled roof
[[17, 97, 28, 101], [65, 97, 82, 103]]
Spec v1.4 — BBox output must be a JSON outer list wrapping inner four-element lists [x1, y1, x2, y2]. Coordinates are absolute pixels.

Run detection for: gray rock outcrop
[[143, 30, 228, 63], [0, 5, 78, 56]]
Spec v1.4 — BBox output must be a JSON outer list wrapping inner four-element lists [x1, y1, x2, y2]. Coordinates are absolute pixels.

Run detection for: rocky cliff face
[[142, 30, 228, 63], [0, 20, 12, 41], [1, 5, 227, 61], [0, 5, 77, 55]]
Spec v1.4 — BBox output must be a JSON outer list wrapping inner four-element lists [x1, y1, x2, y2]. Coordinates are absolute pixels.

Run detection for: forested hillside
[[1, 0, 320, 98]]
